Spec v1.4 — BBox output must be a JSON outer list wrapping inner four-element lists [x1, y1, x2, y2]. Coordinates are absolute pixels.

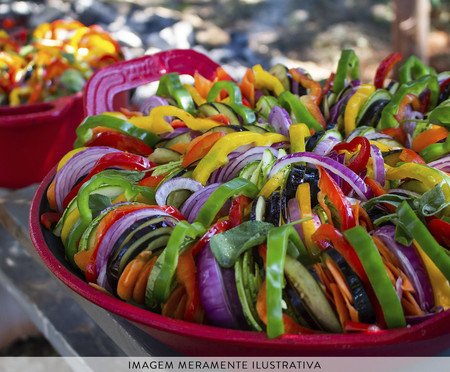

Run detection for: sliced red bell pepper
[[427, 218, 450, 248], [398, 148, 426, 164], [86, 128, 153, 156], [208, 114, 231, 125], [170, 119, 188, 129], [380, 127, 407, 146], [344, 320, 380, 333], [190, 220, 231, 257], [40, 212, 62, 230], [317, 166, 356, 230], [365, 177, 386, 197], [63, 152, 153, 208], [228, 195, 251, 228], [322, 72, 335, 96], [181, 131, 226, 168], [374, 52, 402, 89]]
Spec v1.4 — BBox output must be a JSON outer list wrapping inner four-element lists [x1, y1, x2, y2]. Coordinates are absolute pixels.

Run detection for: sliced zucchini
[[149, 148, 181, 164], [356, 89, 391, 127], [284, 254, 342, 333]]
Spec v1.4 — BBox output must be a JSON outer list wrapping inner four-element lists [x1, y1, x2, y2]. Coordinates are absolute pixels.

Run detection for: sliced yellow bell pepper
[[414, 242, 450, 309], [296, 183, 319, 255], [344, 84, 375, 136], [192, 132, 287, 185], [61, 208, 80, 245], [252, 65, 285, 96], [183, 84, 206, 106], [57, 147, 86, 171], [259, 170, 287, 197], [129, 106, 222, 134], [289, 123, 310, 153]]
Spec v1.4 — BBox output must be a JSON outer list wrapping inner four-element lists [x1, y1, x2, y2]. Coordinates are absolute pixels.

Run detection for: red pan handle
[[83, 49, 221, 116]]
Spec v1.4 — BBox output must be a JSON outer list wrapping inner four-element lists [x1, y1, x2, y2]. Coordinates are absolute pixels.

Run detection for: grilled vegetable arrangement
[[41, 49, 450, 339], [0, 19, 122, 106]]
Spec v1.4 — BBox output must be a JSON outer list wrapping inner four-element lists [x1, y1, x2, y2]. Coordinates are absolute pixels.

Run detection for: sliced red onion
[[159, 127, 191, 140], [96, 208, 177, 288], [350, 79, 361, 87], [328, 87, 357, 124], [180, 183, 220, 223], [395, 276, 403, 300], [428, 155, 450, 172], [155, 178, 203, 206], [373, 225, 434, 311], [406, 308, 443, 325], [287, 198, 303, 239], [268, 106, 291, 137], [213, 146, 277, 184], [54, 147, 120, 212], [271, 141, 290, 150], [314, 137, 341, 156], [370, 144, 385, 186], [139, 96, 170, 115], [364, 132, 392, 140], [269, 152, 371, 200], [197, 244, 245, 329]]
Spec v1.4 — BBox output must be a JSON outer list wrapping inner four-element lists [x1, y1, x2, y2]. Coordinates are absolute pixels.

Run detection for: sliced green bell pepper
[[74, 115, 160, 148], [344, 226, 406, 329], [379, 75, 440, 129], [145, 220, 205, 310], [397, 201, 450, 282], [195, 178, 259, 227], [156, 72, 195, 114], [420, 134, 450, 162], [332, 49, 360, 95], [278, 91, 322, 131], [428, 99, 450, 127], [399, 55, 435, 85], [207, 81, 256, 124], [265, 224, 309, 338]]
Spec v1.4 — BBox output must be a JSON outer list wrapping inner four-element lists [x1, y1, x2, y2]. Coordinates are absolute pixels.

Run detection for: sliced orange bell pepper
[[399, 148, 426, 164], [412, 126, 448, 153], [182, 131, 226, 168], [239, 68, 255, 107]]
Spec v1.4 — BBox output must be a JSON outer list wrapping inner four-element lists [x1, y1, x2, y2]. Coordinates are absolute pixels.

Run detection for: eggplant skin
[[325, 249, 376, 324], [357, 99, 389, 127], [284, 165, 319, 209], [305, 131, 325, 152], [265, 191, 281, 226]]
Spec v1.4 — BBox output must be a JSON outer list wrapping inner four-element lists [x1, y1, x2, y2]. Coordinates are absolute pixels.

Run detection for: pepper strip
[[317, 166, 356, 231], [206, 81, 256, 124], [333, 136, 371, 175], [195, 178, 259, 227], [156, 73, 195, 114], [252, 64, 285, 96], [130, 106, 223, 134], [343, 84, 375, 136], [278, 91, 324, 131], [344, 226, 406, 329], [332, 49, 360, 95], [397, 201, 450, 282], [265, 224, 307, 338], [420, 134, 450, 163], [75, 115, 160, 148], [146, 221, 205, 309], [296, 183, 319, 256], [379, 75, 440, 129], [192, 132, 287, 185], [374, 52, 402, 89], [289, 123, 310, 153], [289, 68, 322, 105], [399, 55, 434, 85]]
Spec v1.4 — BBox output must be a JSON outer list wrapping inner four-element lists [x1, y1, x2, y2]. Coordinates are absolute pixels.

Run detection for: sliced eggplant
[[199, 102, 241, 125], [284, 254, 342, 333], [356, 89, 391, 127], [285, 283, 321, 329], [165, 132, 194, 149], [324, 249, 376, 324], [265, 191, 281, 226], [283, 165, 319, 209], [382, 149, 403, 167]]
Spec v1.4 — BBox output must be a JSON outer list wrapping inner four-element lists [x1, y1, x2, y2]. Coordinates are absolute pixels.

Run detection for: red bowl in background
[[0, 93, 83, 189], [29, 168, 450, 356]]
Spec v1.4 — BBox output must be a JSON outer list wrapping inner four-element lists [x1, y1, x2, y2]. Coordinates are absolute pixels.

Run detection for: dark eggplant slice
[[265, 191, 281, 226], [285, 283, 321, 330], [356, 89, 391, 127], [324, 249, 376, 324], [305, 131, 325, 152], [106, 216, 176, 290], [283, 165, 319, 209]]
